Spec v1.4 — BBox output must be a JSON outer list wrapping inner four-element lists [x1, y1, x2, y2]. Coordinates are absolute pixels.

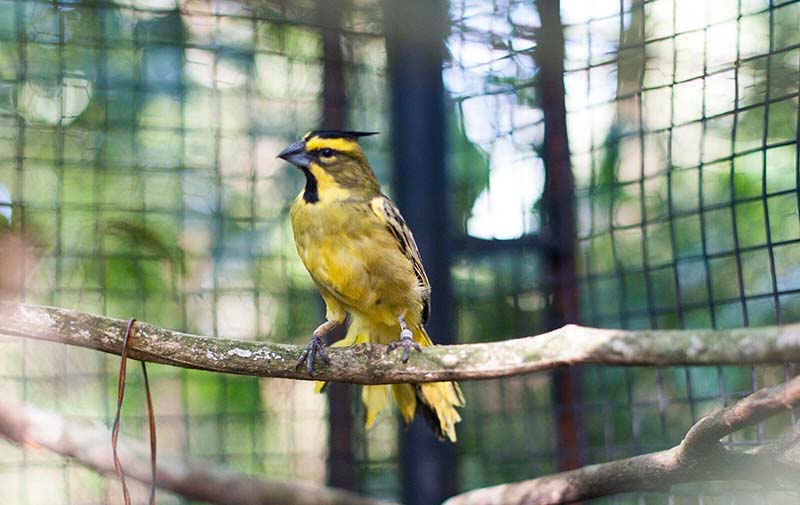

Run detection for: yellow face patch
[[307, 162, 350, 200]]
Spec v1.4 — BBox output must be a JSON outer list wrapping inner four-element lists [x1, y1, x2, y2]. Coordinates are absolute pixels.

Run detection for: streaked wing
[[370, 195, 431, 324]]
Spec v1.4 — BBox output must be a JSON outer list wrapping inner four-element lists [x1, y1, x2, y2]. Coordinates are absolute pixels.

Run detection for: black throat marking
[[302, 167, 319, 203]]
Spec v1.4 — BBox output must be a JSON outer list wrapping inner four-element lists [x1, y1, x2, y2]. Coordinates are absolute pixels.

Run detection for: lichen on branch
[[2, 302, 800, 384]]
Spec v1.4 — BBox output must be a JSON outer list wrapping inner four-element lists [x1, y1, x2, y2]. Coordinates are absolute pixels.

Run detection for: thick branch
[[0, 397, 397, 505], [444, 376, 800, 505], [2, 302, 800, 384]]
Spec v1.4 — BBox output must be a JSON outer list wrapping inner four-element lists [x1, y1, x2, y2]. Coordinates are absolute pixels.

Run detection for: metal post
[[319, 0, 356, 491], [535, 0, 584, 472], [384, 0, 455, 503]]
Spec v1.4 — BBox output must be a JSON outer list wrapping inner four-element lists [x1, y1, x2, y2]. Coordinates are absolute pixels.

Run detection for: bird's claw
[[387, 329, 421, 363], [296, 334, 329, 375]]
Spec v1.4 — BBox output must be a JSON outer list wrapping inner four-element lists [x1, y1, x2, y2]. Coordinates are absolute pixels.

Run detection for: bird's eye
[[320, 148, 334, 158]]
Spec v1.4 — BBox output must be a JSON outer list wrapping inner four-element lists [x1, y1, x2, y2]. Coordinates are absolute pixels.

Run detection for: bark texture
[[2, 302, 800, 383], [444, 377, 800, 505]]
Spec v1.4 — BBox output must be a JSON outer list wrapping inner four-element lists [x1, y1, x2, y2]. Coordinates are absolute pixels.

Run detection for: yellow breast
[[290, 195, 423, 327]]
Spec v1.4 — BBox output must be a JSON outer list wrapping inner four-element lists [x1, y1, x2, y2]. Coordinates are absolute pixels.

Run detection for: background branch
[[444, 376, 800, 505], [2, 302, 800, 384], [0, 397, 398, 505]]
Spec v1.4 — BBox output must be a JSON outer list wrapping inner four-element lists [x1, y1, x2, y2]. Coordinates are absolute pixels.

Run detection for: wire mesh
[[0, 0, 396, 503], [568, 7, 800, 500], [0, 0, 798, 504], [445, 0, 800, 503]]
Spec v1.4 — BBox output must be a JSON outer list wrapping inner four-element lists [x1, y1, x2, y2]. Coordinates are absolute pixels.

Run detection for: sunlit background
[[1, 0, 799, 503]]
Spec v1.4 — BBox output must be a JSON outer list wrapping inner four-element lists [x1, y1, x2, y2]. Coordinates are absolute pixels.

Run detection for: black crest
[[306, 130, 380, 139]]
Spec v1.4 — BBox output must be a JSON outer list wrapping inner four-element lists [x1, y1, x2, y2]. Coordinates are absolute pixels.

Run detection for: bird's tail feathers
[[314, 321, 464, 441], [412, 326, 464, 442], [384, 327, 464, 441]]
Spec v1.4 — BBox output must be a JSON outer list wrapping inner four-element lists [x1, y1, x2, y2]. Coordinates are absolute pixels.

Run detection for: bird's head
[[277, 130, 381, 203]]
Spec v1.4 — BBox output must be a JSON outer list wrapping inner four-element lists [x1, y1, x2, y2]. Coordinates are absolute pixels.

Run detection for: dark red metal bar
[[535, 0, 584, 472]]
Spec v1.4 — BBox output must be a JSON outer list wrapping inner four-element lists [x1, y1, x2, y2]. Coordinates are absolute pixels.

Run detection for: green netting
[[1, 0, 799, 504]]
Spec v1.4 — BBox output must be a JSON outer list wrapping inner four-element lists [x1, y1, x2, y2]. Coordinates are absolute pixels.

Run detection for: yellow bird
[[277, 130, 464, 442]]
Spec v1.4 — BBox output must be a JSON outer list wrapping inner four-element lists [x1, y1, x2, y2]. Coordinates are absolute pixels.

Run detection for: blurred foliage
[[570, 3, 799, 503], [0, 0, 386, 501], [0, 0, 798, 503], [449, 106, 490, 232], [448, 0, 800, 501]]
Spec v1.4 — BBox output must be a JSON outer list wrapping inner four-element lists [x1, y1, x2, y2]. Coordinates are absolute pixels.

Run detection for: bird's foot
[[387, 328, 421, 363], [296, 334, 330, 375]]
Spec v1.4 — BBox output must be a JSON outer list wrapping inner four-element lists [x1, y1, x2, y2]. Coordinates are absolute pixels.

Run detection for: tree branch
[[443, 376, 800, 505], [2, 302, 800, 384], [0, 397, 398, 505], [3, 302, 800, 504]]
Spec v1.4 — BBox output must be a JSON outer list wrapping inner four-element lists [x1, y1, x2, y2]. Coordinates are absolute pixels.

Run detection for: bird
[[277, 130, 464, 442]]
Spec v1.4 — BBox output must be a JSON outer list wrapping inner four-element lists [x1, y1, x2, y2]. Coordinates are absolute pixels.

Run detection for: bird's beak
[[277, 140, 311, 169]]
